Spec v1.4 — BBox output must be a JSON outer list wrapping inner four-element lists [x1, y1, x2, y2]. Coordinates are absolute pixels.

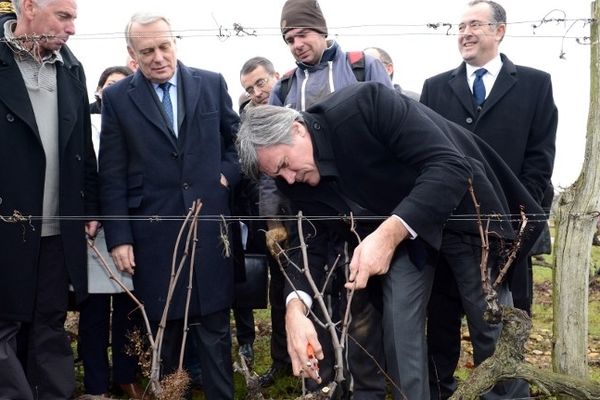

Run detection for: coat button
[[312, 122, 321, 130], [171, 151, 178, 159], [6, 114, 14, 122], [465, 117, 473, 124], [182, 182, 190, 190], [75, 154, 82, 161], [80, 190, 85, 198]]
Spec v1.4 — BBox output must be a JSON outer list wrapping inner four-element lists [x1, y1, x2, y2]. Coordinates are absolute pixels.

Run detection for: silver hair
[[124, 13, 173, 48], [12, 0, 22, 16], [13, 0, 53, 17], [236, 105, 303, 180]]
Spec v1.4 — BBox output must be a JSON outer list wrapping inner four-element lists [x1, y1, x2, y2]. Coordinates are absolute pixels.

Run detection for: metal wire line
[[0, 16, 591, 43], [0, 212, 563, 224]]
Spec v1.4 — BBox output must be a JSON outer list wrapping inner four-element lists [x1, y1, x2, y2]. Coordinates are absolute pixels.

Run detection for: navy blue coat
[[99, 62, 240, 321], [420, 54, 557, 204], [421, 54, 557, 298], [275, 83, 544, 295]]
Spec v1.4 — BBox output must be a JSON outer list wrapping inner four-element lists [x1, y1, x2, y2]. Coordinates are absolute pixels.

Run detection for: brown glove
[[265, 225, 288, 257]]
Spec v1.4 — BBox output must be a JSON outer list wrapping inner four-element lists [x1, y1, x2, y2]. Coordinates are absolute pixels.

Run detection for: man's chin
[[42, 40, 66, 52]]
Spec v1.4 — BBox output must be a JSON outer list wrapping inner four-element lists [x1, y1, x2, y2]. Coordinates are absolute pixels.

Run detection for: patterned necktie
[[159, 82, 174, 129], [472, 68, 487, 107]]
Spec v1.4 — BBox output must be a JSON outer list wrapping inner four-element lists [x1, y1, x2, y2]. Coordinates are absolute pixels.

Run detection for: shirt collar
[[4, 19, 63, 64], [466, 53, 502, 78], [153, 68, 178, 90]]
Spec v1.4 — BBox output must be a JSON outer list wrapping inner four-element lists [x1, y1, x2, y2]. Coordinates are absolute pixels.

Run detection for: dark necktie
[[472, 68, 487, 107], [159, 82, 174, 130]]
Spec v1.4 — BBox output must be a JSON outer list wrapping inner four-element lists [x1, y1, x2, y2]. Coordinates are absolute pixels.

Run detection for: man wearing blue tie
[[99, 13, 240, 400], [420, 1, 557, 398]]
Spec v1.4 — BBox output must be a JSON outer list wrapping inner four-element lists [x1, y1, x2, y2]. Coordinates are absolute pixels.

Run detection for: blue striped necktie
[[159, 82, 174, 129], [472, 68, 487, 107]]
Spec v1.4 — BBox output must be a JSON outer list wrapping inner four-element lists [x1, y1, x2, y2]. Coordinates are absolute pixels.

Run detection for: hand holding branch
[[345, 216, 408, 289]]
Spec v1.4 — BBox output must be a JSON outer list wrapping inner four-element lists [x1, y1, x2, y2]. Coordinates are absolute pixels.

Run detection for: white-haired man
[[0, 0, 99, 397]]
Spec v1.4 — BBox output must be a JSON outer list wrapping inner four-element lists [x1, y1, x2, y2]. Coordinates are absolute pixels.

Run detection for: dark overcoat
[[0, 37, 98, 321], [276, 82, 544, 293], [420, 54, 557, 204], [420, 53, 558, 297], [99, 62, 240, 321]]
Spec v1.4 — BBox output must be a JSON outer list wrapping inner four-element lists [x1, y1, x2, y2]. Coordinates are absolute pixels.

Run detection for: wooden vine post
[[552, 0, 600, 392]]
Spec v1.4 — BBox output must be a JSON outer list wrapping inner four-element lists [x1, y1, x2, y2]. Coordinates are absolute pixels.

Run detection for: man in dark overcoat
[[420, 1, 557, 397], [0, 0, 98, 398], [236, 82, 544, 400], [99, 12, 240, 400]]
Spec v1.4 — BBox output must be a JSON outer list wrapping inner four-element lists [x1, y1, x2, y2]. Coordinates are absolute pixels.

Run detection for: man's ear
[[496, 23, 506, 42], [292, 121, 305, 137], [127, 46, 136, 61], [21, 0, 36, 20]]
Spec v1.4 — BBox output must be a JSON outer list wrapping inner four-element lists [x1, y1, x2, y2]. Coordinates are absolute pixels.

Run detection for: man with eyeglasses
[[238, 56, 294, 386], [420, 1, 557, 398], [241, 57, 280, 108]]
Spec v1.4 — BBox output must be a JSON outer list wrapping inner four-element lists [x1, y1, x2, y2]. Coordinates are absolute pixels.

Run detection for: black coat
[[0, 34, 98, 321], [276, 82, 544, 294], [99, 63, 240, 321], [420, 54, 557, 204]]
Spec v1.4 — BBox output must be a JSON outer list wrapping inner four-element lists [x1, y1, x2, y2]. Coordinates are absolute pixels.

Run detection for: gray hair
[[13, 0, 52, 17], [125, 13, 173, 48], [236, 105, 303, 180], [240, 56, 277, 77]]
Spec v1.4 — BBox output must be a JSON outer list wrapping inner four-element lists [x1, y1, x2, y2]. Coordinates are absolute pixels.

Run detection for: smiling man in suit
[[420, 1, 557, 398], [98, 13, 240, 400]]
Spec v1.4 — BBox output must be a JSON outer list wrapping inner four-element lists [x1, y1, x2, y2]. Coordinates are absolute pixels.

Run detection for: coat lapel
[[448, 63, 476, 116], [128, 71, 177, 148], [0, 44, 39, 142], [477, 54, 517, 119], [178, 62, 201, 146], [56, 62, 84, 155]]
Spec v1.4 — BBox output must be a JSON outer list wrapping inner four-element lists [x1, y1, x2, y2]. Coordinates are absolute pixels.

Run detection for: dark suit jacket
[[99, 62, 240, 321], [0, 36, 98, 320], [420, 54, 557, 204], [276, 82, 544, 295]]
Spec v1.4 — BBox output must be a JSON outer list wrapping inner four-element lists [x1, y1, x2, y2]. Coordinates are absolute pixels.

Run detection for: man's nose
[[154, 50, 165, 62], [65, 21, 76, 36], [281, 170, 296, 184], [253, 87, 264, 98]]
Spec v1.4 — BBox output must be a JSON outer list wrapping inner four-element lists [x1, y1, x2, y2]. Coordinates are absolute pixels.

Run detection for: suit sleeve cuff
[[392, 214, 418, 239], [286, 290, 312, 309]]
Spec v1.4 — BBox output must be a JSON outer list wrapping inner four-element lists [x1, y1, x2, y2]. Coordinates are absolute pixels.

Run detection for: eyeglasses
[[245, 77, 271, 96], [458, 20, 497, 33]]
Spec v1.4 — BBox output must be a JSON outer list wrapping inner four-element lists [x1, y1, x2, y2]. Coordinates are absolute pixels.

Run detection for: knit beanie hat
[[280, 0, 328, 40]]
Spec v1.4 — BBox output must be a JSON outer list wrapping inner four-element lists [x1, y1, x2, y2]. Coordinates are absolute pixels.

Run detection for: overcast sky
[[67, 0, 593, 189]]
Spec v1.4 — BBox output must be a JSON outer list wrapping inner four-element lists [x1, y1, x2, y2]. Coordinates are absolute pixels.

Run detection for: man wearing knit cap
[[260, 0, 397, 398], [272, 0, 392, 109]]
